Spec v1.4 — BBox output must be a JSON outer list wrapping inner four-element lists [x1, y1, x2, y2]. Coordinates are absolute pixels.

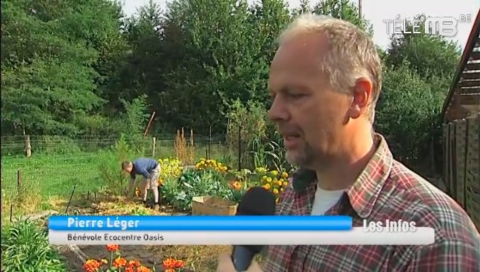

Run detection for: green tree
[[110, 1, 165, 115], [1, 0, 131, 136], [312, 0, 372, 32], [160, 0, 283, 132], [385, 15, 461, 87], [376, 61, 444, 176], [1, 0, 102, 135]]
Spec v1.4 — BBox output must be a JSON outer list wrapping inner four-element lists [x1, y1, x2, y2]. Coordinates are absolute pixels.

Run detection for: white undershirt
[[310, 186, 344, 215]]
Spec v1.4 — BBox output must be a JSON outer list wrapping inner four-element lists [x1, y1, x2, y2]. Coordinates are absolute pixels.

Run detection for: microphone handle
[[232, 246, 256, 271]]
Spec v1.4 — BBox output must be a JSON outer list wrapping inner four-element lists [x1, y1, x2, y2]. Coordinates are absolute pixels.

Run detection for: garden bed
[[6, 157, 284, 271], [53, 194, 222, 271]]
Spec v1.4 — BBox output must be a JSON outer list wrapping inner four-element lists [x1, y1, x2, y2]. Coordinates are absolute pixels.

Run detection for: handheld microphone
[[231, 187, 276, 271]]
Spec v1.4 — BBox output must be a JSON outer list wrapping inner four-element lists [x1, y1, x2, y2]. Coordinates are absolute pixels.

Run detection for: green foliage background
[[1, 0, 461, 176]]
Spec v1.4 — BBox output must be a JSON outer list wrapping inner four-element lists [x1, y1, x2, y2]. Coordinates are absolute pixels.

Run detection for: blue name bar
[[48, 216, 352, 231]]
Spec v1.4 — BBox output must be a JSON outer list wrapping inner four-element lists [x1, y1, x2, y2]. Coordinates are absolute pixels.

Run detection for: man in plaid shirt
[[216, 14, 480, 272]]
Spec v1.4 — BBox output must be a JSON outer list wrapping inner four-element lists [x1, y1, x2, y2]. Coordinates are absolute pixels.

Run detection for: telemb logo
[[383, 14, 472, 37]]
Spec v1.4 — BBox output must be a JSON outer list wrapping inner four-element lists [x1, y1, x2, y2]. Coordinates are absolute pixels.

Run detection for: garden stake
[[65, 184, 77, 214], [87, 191, 90, 200], [143, 111, 156, 137], [9, 204, 13, 222], [237, 126, 242, 171]]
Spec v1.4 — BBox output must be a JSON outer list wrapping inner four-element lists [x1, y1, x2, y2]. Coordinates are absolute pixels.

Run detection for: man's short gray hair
[[277, 14, 382, 122]]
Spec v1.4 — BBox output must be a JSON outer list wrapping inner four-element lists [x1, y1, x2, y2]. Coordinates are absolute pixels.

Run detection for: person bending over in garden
[[122, 158, 161, 211]]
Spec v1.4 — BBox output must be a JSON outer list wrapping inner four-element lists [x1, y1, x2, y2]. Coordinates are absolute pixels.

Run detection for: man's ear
[[349, 77, 372, 119]]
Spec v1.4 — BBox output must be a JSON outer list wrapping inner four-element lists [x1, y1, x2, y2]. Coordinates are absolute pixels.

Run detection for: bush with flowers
[[157, 158, 184, 186], [253, 168, 290, 202], [194, 158, 228, 173], [83, 245, 189, 272]]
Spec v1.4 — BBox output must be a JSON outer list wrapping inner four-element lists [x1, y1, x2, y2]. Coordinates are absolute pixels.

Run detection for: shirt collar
[[291, 134, 393, 218]]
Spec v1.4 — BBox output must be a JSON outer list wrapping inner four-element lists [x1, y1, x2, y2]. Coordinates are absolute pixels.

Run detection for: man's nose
[[268, 96, 289, 122]]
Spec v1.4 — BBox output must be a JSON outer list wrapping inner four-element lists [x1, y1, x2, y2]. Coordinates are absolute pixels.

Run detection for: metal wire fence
[[0, 133, 256, 198]]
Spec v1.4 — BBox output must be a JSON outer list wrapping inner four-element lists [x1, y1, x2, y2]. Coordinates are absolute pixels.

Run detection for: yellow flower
[[281, 172, 288, 178], [273, 189, 279, 194], [266, 177, 272, 183], [280, 188, 284, 192], [263, 184, 271, 190], [256, 167, 267, 173], [270, 170, 279, 176], [282, 181, 288, 187]]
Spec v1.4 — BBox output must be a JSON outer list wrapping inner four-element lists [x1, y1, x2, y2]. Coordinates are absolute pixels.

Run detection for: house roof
[[442, 10, 480, 121]]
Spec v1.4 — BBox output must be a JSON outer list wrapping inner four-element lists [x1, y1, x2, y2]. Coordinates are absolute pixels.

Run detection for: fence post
[[17, 170, 22, 195], [25, 134, 32, 158], [152, 137, 156, 158]]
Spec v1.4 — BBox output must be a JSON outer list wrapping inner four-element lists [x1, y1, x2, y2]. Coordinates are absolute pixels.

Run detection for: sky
[[122, 0, 479, 50]]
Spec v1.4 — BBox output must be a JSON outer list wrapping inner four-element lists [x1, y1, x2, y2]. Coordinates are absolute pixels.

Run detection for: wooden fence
[[443, 114, 480, 228]]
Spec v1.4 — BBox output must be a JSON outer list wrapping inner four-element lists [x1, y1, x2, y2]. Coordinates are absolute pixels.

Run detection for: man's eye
[[289, 93, 304, 98]]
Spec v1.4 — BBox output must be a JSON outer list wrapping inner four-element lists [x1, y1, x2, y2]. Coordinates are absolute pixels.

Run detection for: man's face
[[268, 35, 352, 169]]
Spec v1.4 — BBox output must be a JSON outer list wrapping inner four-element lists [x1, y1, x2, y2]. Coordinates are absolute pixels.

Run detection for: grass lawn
[[2, 154, 103, 198], [1, 142, 231, 204]]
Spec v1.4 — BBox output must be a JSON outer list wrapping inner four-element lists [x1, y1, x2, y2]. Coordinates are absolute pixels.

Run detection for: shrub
[[98, 135, 137, 195], [1, 220, 67, 271], [161, 168, 242, 211], [226, 100, 268, 169]]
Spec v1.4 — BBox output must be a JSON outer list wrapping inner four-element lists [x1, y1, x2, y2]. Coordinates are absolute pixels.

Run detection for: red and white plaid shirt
[[264, 135, 480, 272]]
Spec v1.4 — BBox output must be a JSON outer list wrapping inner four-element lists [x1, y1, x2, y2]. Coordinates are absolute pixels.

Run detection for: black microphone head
[[234, 187, 276, 254], [236, 186, 276, 216]]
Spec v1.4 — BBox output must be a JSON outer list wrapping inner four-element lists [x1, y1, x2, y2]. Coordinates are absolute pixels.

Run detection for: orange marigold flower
[[163, 258, 186, 269], [83, 259, 101, 272], [164, 269, 175, 272], [125, 267, 134, 272], [163, 258, 176, 268], [113, 257, 127, 268], [106, 244, 119, 252], [127, 260, 141, 267], [137, 266, 153, 272], [174, 259, 185, 268]]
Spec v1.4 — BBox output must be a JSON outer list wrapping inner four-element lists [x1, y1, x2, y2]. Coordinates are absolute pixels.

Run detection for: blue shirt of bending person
[[129, 158, 159, 180]]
